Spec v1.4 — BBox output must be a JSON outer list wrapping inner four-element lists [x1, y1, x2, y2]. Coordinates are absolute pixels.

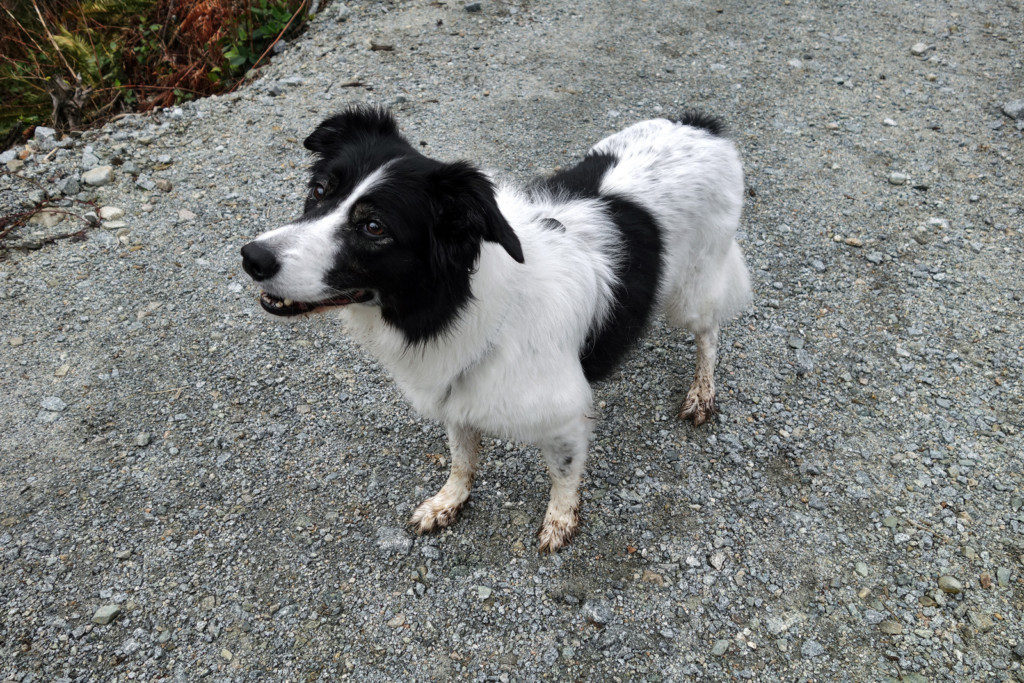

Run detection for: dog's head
[[241, 106, 523, 341]]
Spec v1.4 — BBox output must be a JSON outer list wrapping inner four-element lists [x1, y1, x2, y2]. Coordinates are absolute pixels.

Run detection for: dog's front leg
[[537, 417, 591, 552], [409, 423, 481, 534]]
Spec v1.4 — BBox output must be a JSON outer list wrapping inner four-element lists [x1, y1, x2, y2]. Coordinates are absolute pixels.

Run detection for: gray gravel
[[2, 0, 1022, 679]]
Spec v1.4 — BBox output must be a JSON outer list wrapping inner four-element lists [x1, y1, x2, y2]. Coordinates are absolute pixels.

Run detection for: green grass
[[0, 0, 312, 149]]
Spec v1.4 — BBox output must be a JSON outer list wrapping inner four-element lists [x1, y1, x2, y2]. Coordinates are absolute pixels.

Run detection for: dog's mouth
[[258, 289, 374, 316]]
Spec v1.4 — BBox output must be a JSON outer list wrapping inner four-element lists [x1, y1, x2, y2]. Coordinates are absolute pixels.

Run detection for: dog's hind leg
[[410, 423, 481, 534], [679, 326, 719, 426], [537, 415, 591, 553]]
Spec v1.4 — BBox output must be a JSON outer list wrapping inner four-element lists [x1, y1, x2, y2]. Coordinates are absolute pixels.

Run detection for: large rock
[[1002, 99, 1024, 120], [82, 166, 113, 186], [93, 604, 120, 625]]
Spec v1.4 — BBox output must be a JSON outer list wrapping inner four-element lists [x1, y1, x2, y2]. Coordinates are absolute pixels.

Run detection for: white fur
[[250, 118, 752, 549]]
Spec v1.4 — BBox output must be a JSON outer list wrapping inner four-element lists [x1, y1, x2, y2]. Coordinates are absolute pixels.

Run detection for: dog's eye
[[310, 182, 327, 201], [360, 220, 385, 237]]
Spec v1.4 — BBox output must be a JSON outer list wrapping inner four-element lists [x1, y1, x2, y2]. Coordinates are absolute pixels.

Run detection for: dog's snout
[[241, 242, 280, 281]]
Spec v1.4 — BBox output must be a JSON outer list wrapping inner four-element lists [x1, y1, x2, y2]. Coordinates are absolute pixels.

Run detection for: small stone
[[938, 575, 962, 594], [81, 147, 99, 169], [879, 620, 903, 635], [883, 118, 897, 126], [9, 336, 24, 347], [464, 1, 482, 11], [967, 611, 995, 633], [83, 211, 100, 226], [582, 600, 613, 626], [82, 166, 113, 186], [787, 335, 805, 349], [6, 159, 24, 172], [795, 349, 814, 376], [296, 404, 311, 414], [177, 208, 196, 221], [844, 236, 863, 247], [854, 561, 869, 577], [0, 150, 15, 164], [40, 396, 67, 412], [134, 432, 152, 447], [996, 567, 1010, 587], [58, 177, 80, 196], [54, 364, 70, 378], [28, 209, 64, 228], [910, 42, 933, 56], [93, 604, 120, 625], [386, 613, 406, 628], [888, 172, 908, 185], [104, 220, 128, 230], [882, 516, 898, 528], [221, 648, 233, 661], [98, 206, 124, 220], [476, 586, 492, 599], [709, 551, 726, 571], [376, 526, 412, 555], [866, 251, 884, 264], [154, 179, 172, 192], [335, 2, 351, 20], [638, 570, 664, 587], [711, 639, 730, 656], [1001, 99, 1024, 120], [801, 639, 826, 658], [980, 572, 992, 589], [787, 58, 803, 69], [34, 126, 56, 141], [115, 549, 131, 560], [863, 609, 885, 625], [135, 174, 157, 192]]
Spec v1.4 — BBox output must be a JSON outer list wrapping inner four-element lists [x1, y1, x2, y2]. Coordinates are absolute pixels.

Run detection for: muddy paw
[[679, 387, 717, 426], [537, 506, 579, 553], [409, 493, 467, 534]]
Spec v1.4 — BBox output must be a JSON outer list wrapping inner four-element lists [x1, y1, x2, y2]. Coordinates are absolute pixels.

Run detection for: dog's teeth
[[282, 298, 293, 306]]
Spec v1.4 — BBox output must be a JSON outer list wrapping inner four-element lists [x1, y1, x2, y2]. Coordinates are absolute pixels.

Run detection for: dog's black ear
[[303, 106, 399, 155], [429, 161, 524, 264]]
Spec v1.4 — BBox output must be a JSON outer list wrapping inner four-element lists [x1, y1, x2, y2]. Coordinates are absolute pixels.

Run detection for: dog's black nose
[[241, 242, 280, 281]]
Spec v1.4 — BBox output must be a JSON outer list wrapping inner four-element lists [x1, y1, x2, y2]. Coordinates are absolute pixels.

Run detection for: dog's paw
[[537, 505, 579, 553], [679, 386, 716, 426], [409, 488, 468, 534]]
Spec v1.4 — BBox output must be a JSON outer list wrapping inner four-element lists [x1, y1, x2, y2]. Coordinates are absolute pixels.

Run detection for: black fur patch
[[675, 110, 724, 136], [580, 196, 662, 382], [533, 149, 663, 382], [535, 152, 617, 197]]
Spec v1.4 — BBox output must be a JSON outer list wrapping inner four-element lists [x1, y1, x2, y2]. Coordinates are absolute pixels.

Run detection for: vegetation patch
[[0, 0, 313, 149]]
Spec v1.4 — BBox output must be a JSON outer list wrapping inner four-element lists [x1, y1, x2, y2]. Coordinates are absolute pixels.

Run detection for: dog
[[241, 106, 751, 551]]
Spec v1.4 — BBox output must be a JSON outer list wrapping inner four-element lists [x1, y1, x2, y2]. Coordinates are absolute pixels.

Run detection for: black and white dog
[[241, 107, 750, 551]]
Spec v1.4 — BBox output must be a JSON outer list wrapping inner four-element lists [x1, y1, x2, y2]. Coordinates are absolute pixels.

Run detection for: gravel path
[[2, 0, 1022, 679]]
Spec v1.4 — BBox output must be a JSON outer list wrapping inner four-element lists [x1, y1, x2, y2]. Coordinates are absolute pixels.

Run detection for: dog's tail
[[674, 110, 725, 136]]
